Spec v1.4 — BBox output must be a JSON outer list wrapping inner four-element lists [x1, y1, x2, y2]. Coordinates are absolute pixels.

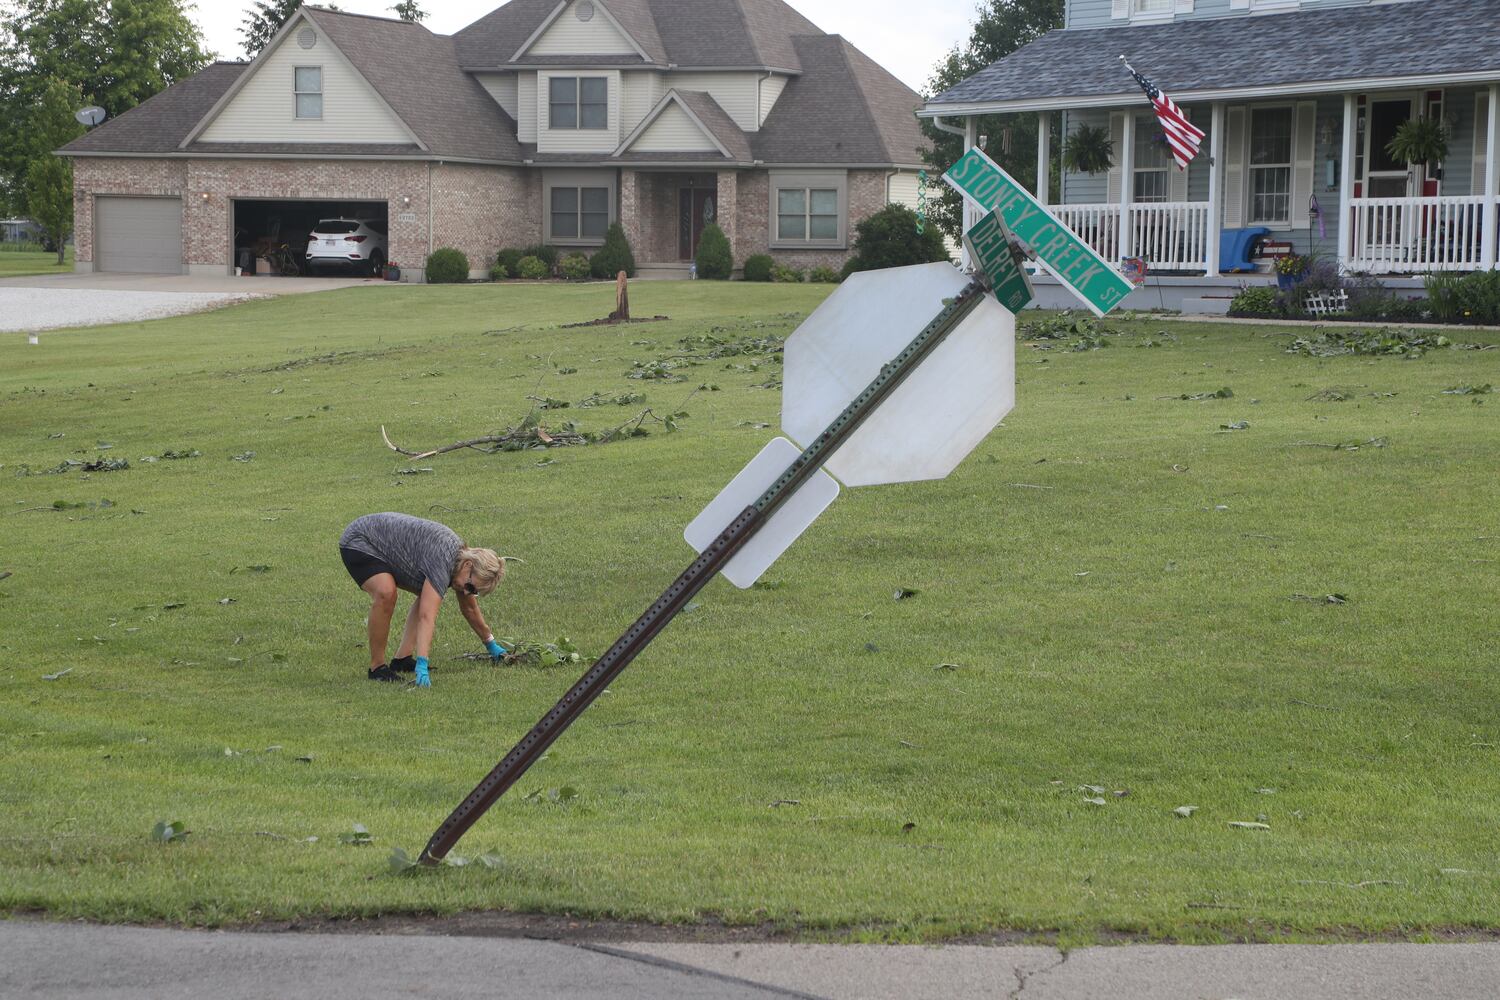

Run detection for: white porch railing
[[1050, 202, 1211, 272], [1348, 195, 1489, 273]]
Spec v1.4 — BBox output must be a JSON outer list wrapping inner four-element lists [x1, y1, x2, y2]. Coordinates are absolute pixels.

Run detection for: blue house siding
[[1071, 0, 1400, 32]]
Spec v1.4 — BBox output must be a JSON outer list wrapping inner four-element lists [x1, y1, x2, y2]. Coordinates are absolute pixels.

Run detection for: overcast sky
[[188, 0, 979, 94]]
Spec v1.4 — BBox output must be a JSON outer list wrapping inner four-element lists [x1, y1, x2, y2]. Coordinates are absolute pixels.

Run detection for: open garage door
[[233, 199, 388, 277], [96, 196, 183, 274]]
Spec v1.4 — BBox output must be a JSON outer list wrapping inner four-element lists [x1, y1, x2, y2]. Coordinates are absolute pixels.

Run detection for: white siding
[[526, 0, 638, 56], [666, 72, 759, 131], [621, 71, 664, 134], [631, 101, 718, 152], [201, 19, 411, 144], [536, 70, 622, 153], [887, 171, 921, 209], [517, 72, 538, 143], [758, 74, 788, 127], [476, 72, 519, 119]]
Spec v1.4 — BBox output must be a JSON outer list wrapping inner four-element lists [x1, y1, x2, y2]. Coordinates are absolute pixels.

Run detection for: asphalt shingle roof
[[753, 35, 927, 166], [60, 62, 247, 154], [932, 0, 1500, 108]]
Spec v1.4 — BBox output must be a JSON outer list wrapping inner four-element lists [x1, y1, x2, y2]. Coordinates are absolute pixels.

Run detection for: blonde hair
[[458, 547, 505, 596]]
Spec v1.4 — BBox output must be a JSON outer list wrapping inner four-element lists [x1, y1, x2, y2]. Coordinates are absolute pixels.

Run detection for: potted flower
[[383, 260, 401, 282], [1274, 253, 1308, 291], [1062, 123, 1115, 176]]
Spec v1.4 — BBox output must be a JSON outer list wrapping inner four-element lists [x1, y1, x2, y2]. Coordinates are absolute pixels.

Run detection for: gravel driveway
[[2, 287, 265, 333]]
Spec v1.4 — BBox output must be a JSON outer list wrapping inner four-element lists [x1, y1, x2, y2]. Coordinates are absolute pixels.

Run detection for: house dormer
[[513, 0, 649, 61]]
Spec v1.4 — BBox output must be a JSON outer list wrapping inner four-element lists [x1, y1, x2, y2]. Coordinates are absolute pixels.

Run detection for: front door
[[678, 188, 716, 261], [1361, 96, 1417, 255]]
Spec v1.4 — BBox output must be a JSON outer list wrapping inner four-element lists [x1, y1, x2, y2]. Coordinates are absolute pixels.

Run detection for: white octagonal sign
[[781, 262, 1015, 487]]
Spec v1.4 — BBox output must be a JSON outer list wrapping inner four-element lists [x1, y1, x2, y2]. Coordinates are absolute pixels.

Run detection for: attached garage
[[95, 196, 184, 274]]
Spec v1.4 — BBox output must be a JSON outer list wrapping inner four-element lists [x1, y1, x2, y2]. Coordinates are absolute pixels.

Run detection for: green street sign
[[963, 210, 1034, 313], [944, 148, 1133, 317]]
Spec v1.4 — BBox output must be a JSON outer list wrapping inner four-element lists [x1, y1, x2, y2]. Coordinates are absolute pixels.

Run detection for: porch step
[[1182, 296, 1233, 316], [636, 263, 694, 281]]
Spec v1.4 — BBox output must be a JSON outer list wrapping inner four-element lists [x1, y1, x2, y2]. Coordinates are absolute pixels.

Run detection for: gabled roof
[[455, 0, 822, 71], [753, 35, 926, 167], [927, 0, 1500, 113], [60, 62, 248, 154], [615, 90, 752, 161]]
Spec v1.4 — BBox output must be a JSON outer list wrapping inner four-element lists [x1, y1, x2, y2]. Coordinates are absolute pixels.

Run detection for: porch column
[[619, 169, 643, 263], [1206, 102, 1224, 275], [1485, 83, 1500, 270], [962, 118, 979, 269], [1119, 109, 1134, 259], [1036, 111, 1051, 205], [1340, 94, 1356, 271], [715, 171, 740, 265]]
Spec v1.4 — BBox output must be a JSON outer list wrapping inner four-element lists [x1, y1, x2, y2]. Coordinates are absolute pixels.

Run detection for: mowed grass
[[1, 282, 1498, 943], [0, 247, 73, 277]]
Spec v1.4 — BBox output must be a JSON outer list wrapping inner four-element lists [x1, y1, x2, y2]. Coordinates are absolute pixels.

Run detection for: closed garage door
[[96, 196, 183, 274]]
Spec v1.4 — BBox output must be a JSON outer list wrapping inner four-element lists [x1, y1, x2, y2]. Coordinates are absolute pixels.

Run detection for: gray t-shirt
[[340, 513, 462, 596]]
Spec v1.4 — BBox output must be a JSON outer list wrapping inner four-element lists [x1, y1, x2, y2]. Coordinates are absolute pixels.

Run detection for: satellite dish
[[75, 106, 107, 127]]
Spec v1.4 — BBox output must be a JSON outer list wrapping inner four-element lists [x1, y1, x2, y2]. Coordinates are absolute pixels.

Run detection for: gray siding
[[1070, 0, 1402, 31]]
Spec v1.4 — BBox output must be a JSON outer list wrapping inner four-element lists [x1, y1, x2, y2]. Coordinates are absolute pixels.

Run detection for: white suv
[[306, 218, 387, 276]]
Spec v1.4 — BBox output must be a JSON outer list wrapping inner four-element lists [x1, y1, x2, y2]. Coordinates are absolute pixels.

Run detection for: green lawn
[[1, 282, 1498, 943], [0, 246, 73, 276]]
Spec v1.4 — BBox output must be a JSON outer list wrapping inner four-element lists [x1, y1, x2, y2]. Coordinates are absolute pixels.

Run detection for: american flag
[[1123, 58, 1205, 171]]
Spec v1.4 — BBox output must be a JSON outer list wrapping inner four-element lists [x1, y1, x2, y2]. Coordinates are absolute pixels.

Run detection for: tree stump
[[609, 271, 630, 321]]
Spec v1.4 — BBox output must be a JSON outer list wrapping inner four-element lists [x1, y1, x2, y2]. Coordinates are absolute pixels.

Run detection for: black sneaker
[[390, 656, 416, 674], [367, 664, 403, 683]]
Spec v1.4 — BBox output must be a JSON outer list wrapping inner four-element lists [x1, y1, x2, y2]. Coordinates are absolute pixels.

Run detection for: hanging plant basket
[[1385, 116, 1450, 167], [1062, 123, 1115, 176]]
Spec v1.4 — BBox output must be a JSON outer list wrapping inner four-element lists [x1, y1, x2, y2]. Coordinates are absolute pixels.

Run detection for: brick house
[[59, 1, 932, 281]]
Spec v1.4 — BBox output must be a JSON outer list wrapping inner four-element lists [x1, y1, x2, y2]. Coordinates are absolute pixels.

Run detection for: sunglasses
[[462, 581, 478, 596]]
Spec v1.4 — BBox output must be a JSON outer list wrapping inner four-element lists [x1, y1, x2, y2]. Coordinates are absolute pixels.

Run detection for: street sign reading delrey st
[[962, 210, 1034, 313], [945, 147, 1132, 317]]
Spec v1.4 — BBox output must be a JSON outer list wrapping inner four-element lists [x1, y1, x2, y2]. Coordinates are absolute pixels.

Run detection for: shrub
[[496, 248, 524, 275], [521, 244, 559, 268], [425, 247, 469, 284], [1228, 285, 1282, 317], [489, 262, 509, 281], [516, 255, 549, 280], [842, 204, 950, 278], [694, 222, 733, 280], [1456, 269, 1500, 324], [560, 252, 591, 280], [1423, 272, 1464, 322], [808, 266, 840, 284], [770, 264, 804, 283], [589, 223, 636, 279], [742, 254, 774, 282]]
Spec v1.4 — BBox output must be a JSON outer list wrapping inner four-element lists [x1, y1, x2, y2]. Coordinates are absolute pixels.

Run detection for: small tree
[[390, 1, 428, 21], [590, 222, 636, 278], [26, 155, 72, 265], [695, 222, 733, 280], [841, 204, 950, 278]]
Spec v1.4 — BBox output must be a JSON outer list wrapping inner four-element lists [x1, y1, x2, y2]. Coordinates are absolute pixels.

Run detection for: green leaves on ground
[[523, 786, 579, 804], [1286, 327, 1485, 359], [500, 636, 586, 667], [151, 820, 189, 844], [338, 824, 373, 846]]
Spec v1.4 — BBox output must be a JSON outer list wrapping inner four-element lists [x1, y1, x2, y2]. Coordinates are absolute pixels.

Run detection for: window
[[550, 186, 610, 240], [1132, 0, 1173, 13], [776, 188, 838, 241], [294, 66, 322, 120], [1133, 118, 1170, 203], [1248, 107, 1293, 224], [549, 77, 607, 130]]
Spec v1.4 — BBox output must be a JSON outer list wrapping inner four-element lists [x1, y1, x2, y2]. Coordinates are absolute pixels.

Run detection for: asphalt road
[[4, 922, 1500, 1000]]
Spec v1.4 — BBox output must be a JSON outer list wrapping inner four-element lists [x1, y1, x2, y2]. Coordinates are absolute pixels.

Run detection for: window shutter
[[1176, 0, 1194, 11], [1112, 0, 1129, 19], [1106, 113, 1125, 203], [1291, 100, 1316, 229], [1223, 106, 1246, 228], [1474, 93, 1490, 196]]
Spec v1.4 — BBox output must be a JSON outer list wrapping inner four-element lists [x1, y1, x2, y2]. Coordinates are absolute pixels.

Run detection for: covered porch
[[619, 169, 740, 276]]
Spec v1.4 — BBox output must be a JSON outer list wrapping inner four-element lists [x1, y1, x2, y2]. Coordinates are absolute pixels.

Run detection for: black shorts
[[340, 546, 398, 588]]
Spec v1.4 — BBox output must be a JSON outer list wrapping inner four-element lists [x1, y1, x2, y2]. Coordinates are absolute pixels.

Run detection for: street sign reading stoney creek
[[963, 210, 1034, 312], [945, 147, 1133, 317]]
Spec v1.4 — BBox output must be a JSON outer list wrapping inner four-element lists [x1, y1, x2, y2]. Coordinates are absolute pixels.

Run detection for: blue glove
[[414, 656, 431, 688], [485, 638, 507, 662]]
